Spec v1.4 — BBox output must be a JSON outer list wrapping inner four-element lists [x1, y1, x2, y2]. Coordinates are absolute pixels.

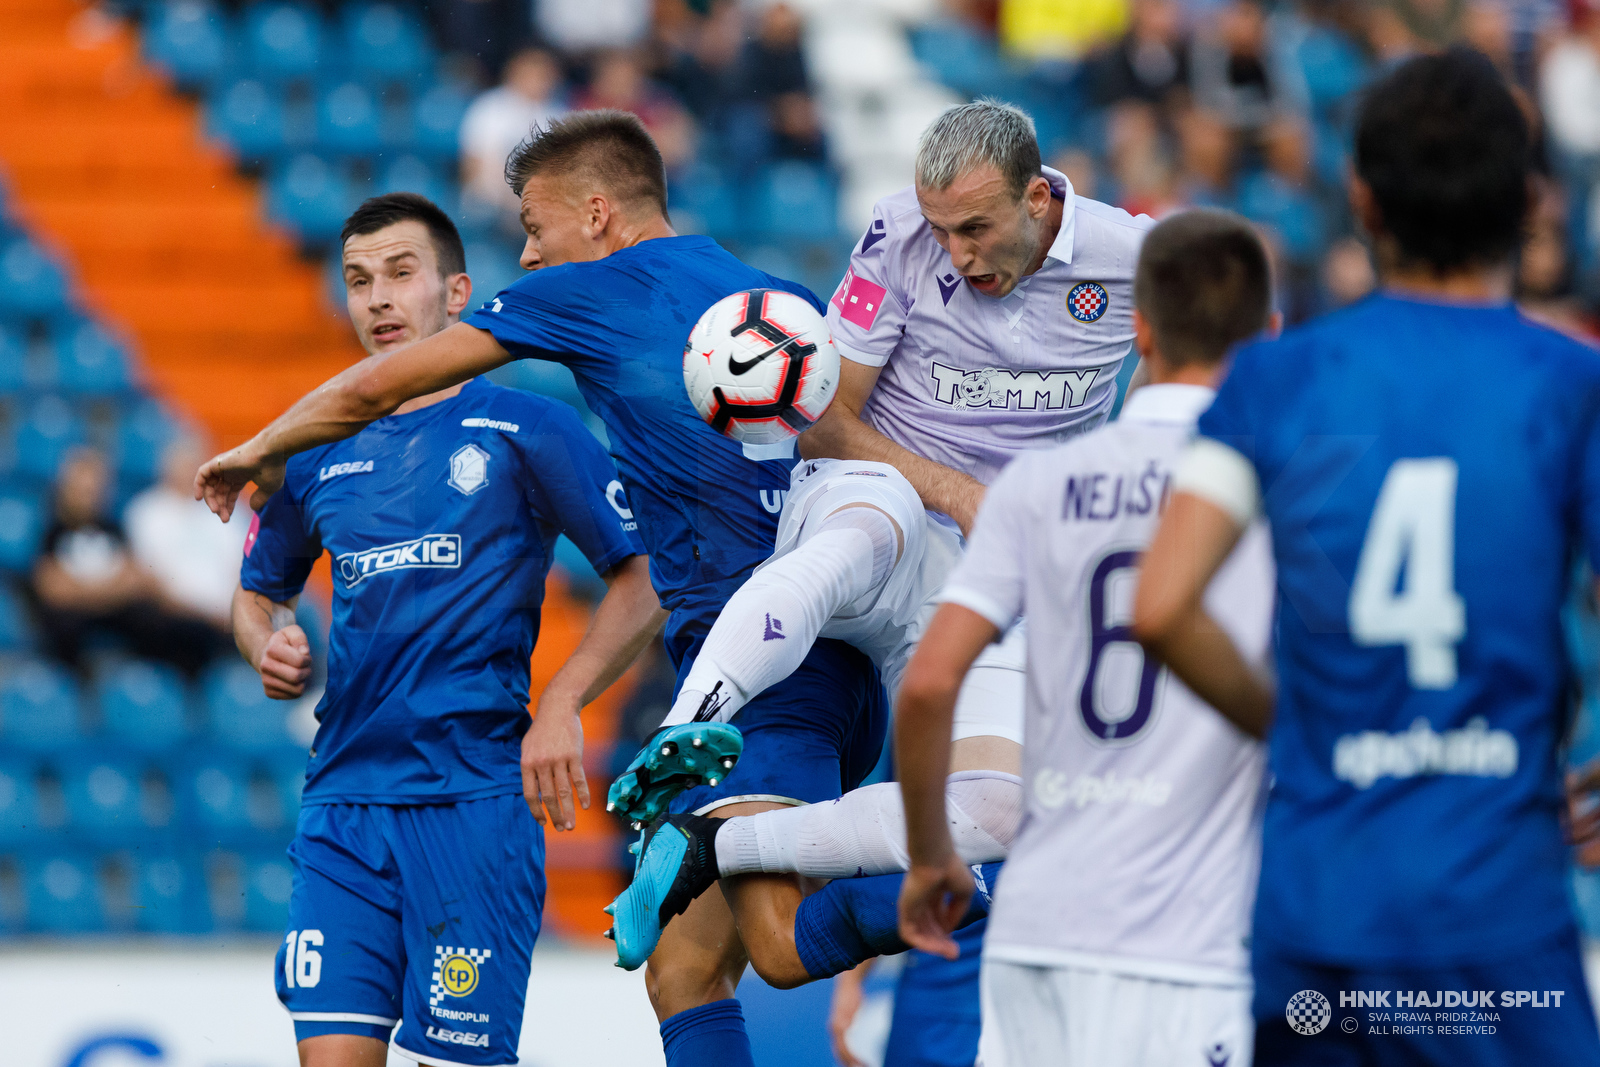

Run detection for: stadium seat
[[243, 852, 295, 931], [177, 752, 254, 837], [318, 82, 383, 156], [0, 238, 71, 319], [0, 492, 43, 573], [669, 164, 741, 238], [115, 399, 179, 484], [412, 84, 470, 160], [378, 155, 450, 206], [749, 163, 838, 239], [24, 854, 104, 933], [143, 0, 233, 89], [131, 851, 211, 933], [267, 153, 359, 244], [55, 322, 133, 396], [0, 661, 85, 751], [15, 394, 86, 483], [0, 582, 30, 651], [0, 757, 43, 848], [0, 327, 27, 393], [207, 79, 290, 163], [59, 750, 163, 844], [343, 2, 433, 84], [243, 2, 324, 84], [99, 660, 191, 751], [203, 660, 295, 750]]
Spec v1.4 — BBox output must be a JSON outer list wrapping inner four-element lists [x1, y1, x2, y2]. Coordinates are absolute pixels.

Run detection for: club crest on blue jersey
[[1067, 281, 1109, 323], [448, 443, 490, 496]]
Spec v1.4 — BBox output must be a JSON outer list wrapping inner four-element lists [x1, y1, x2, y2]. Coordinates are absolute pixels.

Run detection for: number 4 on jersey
[[1348, 458, 1466, 689]]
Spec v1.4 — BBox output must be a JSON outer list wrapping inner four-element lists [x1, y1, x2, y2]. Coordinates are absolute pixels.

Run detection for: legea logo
[[336, 534, 461, 589]]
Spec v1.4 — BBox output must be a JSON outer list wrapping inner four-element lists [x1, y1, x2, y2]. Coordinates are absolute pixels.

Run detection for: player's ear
[[1347, 175, 1383, 244], [445, 272, 473, 317], [1025, 174, 1052, 220], [587, 194, 612, 242], [1133, 307, 1159, 362]]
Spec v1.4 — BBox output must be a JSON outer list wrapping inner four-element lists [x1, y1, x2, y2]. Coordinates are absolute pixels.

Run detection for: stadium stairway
[[0, 0, 362, 450], [0, 0, 630, 940]]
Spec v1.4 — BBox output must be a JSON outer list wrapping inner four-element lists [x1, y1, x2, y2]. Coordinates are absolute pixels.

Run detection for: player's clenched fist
[[522, 702, 590, 831], [194, 441, 286, 523], [897, 854, 974, 961], [256, 624, 312, 700]]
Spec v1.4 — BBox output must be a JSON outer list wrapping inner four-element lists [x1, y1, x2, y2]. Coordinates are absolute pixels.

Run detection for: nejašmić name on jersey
[[1197, 293, 1600, 966], [464, 234, 825, 665], [240, 377, 643, 804]]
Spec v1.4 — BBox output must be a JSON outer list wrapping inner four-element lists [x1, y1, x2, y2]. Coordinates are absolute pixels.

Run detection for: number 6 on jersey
[[1348, 458, 1466, 689]]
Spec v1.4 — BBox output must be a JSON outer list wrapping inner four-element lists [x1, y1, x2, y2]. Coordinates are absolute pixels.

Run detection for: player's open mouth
[[372, 323, 406, 344], [966, 273, 1000, 293]]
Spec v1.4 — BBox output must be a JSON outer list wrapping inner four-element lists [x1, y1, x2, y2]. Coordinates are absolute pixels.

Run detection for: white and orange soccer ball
[[682, 288, 840, 446]]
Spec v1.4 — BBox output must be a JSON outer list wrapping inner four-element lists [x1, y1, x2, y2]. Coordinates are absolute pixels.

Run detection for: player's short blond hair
[[915, 100, 1042, 200]]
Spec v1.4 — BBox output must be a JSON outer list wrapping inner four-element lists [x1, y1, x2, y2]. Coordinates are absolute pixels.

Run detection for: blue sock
[[660, 998, 755, 1067], [793, 862, 1002, 980]]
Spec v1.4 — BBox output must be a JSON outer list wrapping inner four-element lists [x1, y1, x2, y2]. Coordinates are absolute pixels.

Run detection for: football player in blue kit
[[1132, 50, 1600, 1066], [232, 193, 659, 1067], [198, 113, 886, 1067]]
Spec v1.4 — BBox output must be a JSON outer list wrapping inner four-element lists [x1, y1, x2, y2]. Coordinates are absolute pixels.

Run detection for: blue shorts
[[885, 919, 986, 1067], [1253, 928, 1600, 1067], [669, 636, 886, 815], [276, 794, 545, 1066]]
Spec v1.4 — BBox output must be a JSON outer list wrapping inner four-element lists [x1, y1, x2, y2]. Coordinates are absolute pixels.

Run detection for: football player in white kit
[[895, 210, 1277, 1066], [607, 455, 1023, 980]]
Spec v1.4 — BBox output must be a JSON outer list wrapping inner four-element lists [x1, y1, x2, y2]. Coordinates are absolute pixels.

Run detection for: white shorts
[[953, 622, 1026, 745], [979, 958, 1253, 1067]]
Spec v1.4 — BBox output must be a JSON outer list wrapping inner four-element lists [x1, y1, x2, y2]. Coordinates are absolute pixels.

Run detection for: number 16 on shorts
[[284, 928, 324, 988]]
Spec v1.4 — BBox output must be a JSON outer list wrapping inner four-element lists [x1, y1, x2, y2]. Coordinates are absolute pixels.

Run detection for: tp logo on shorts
[[1067, 281, 1109, 323], [431, 945, 491, 1007], [1286, 989, 1332, 1035]]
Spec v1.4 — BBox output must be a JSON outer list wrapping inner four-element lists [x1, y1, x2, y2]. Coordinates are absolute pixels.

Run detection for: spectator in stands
[[575, 50, 695, 174], [1107, 102, 1180, 217], [433, 0, 536, 82], [1189, 0, 1303, 131], [124, 435, 250, 633], [461, 48, 569, 227], [538, 0, 651, 54], [657, 0, 745, 123], [1088, 0, 1190, 110], [1320, 235, 1376, 307], [726, 3, 827, 167], [1000, 0, 1129, 60], [1175, 106, 1236, 208], [1237, 116, 1324, 319], [1541, 0, 1600, 293], [30, 447, 229, 676]]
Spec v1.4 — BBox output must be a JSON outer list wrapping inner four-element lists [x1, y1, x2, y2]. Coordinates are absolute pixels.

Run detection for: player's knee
[[645, 950, 739, 1018], [741, 930, 812, 990]]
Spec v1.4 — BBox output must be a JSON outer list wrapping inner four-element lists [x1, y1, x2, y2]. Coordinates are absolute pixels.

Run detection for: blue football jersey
[[464, 235, 821, 661], [1198, 293, 1600, 967], [240, 378, 643, 805]]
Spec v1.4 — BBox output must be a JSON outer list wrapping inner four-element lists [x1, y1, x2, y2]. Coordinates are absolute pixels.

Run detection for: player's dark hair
[[340, 192, 467, 277], [1354, 47, 1529, 274], [1133, 209, 1271, 367], [504, 109, 668, 216]]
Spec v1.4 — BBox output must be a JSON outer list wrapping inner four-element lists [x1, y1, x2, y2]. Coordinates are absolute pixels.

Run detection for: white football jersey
[[825, 167, 1154, 486], [939, 384, 1273, 985]]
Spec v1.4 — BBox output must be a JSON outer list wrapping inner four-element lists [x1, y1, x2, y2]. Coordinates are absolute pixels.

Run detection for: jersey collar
[[1119, 383, 1216, 426], [1041, 165, 1077, 267]]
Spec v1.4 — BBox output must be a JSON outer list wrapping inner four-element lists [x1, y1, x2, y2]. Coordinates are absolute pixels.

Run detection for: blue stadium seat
[[100, 660, 190, 751], [132, 851, 211, 933], [0, 238, 71, 319], [412, 84, 469, 160], [207, 79, 289, 161], [243, 851, 294, 931], [318, 82, 383, 156], [115, 399, 178, 484], [669, 164, 741, 237], [0, 756, 43, 847], [203, 660, 295, 750], [0, 582, 30, 651], [0, 492, 43, 573], [0, 327, 27, 392], [25, 854, 104, 933], [267, 153, 359, 244], [0, 661, 85, 751], [343, 2, 433, 83], [55, 322, 132, 396], [178, 752, 254, 836], [749, 163, 838, 240], [143, 0, 232, 89], [59, 750, 161, 844], [378, 154, 449, 206], [15, 394, 86, 482], [243, 2, 324, 83]]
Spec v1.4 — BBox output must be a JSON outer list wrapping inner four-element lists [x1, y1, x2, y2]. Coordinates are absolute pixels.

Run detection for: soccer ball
[[683, 288, 840, 446]]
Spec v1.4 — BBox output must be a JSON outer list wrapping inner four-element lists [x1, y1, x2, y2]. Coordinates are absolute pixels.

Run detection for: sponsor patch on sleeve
[[832, 268, 888, 331]]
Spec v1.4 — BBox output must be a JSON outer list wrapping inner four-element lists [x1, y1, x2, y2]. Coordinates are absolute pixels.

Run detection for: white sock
[[713, 772, 1024, 879]]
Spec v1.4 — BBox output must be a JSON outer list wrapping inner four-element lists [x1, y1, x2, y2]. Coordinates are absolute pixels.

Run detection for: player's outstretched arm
[[895, 602, 998, 959], [1133, 491, 1273, 738], [800, 358, 990, 536], [195, 323, 511, 520], [523, 554, 667, 831], [232, 584, 310, 700]]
